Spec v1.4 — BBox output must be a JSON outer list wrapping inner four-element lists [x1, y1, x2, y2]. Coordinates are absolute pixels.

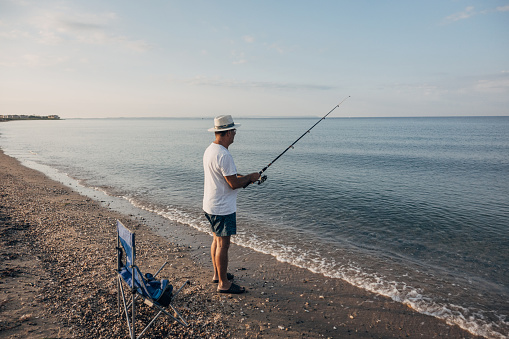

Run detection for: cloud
[[243, 35, 254, 43], [390, 82, 447, 98], [0, 53, 68, 68], [186, 76, 335, 91], [231, 50, 247, 65], [442, 4, 509, 24], [0, 29, 31, 40], [389, 73, 509, 102], [474, 72, 509, 94], [443, 6, 476, 23], [109, 35, 151, 52], [267, 42, 287, 54], [33, 11, 113, 44], [496, 5, 509, 12], [232, 59, 247, 65], [6, 8, 151, 52]]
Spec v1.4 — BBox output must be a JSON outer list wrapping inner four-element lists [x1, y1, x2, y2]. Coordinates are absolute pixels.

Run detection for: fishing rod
[[247, 96, 350, 187]]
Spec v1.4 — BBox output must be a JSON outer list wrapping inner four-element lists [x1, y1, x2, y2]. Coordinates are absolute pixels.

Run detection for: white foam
[[229, 229, 507, 339]]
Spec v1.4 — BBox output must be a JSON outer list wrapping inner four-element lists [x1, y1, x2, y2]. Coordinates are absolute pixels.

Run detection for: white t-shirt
[[203, 143, 238, 215]]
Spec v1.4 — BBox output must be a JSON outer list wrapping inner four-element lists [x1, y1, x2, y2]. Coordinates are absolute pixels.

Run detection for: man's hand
[[225, 172, 261, 190], [242, 172, 262, 188], [247, 172, 261, 183]]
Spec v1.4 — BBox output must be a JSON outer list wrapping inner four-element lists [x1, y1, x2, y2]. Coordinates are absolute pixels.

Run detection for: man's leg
[[211, 235, 219, 282], [207, 213, 244, 293], [215, 235, 231, 290]]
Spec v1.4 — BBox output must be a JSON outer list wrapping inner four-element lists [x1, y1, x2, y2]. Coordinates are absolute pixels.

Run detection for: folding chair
[[116, 220, 190, 339]]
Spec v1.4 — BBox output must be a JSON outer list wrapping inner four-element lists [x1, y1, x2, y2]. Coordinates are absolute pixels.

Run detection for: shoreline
[[0, 149, 485, 338]]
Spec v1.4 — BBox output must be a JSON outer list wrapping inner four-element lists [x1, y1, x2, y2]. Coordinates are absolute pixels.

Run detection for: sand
[[0, 149, 483, 338]]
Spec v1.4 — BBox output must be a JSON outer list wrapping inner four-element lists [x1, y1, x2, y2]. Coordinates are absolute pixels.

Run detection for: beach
[[0, 149, 485, 338]]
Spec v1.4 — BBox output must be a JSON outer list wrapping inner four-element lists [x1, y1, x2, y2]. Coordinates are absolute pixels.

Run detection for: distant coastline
[[0, 114, 61, 122]]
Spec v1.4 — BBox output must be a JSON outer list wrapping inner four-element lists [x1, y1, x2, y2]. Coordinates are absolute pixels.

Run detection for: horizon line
[[63, 115, 509, 120]]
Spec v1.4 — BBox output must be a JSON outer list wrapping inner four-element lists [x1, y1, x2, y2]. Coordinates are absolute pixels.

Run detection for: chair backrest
[[118, 220, 135, 265], [117, 221, 137, 288]]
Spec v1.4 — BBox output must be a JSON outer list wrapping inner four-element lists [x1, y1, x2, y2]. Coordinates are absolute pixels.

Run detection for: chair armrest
[[132, 265, 152, 298]]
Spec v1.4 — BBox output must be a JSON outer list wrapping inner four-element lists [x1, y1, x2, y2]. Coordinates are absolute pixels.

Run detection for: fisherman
[[203, 115, 260, 294]]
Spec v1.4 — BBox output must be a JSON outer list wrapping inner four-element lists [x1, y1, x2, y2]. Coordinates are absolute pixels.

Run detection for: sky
[[1, 0, 508, 118]]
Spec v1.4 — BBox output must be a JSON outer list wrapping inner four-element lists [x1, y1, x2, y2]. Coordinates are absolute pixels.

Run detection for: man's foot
[[218, 282, 245, 294], [212, 272, 234, 283]]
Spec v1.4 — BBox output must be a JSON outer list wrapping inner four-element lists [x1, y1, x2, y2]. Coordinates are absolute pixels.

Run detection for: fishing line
[[246, 96, 350, 187]]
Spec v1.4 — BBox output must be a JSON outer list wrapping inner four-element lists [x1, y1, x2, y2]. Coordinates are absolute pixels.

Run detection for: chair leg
[[149, 302, 189, 327], [138, 310, 163, 339], [169, 304, 189, 327], [117, 278, 121, 316], [118, 281, 133, 338], [173, 280, 190, 299], [131, 289, 136, 339]]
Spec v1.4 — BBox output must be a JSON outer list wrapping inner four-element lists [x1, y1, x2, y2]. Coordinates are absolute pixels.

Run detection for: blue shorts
[[204, 212, 237, 237]]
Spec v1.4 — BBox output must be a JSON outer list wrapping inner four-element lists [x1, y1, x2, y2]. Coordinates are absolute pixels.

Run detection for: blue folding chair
[[116, 220, 190, 339]]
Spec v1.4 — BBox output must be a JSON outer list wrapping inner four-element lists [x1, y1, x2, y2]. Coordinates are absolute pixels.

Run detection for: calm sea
[[1, 117, 508, 338]]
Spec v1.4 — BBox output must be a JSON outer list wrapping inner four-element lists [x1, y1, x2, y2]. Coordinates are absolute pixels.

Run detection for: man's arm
[[224, 172, 260, 190]]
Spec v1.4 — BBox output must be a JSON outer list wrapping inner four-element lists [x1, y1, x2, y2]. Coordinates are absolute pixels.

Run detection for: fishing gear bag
[[144, 273, 173, 307]]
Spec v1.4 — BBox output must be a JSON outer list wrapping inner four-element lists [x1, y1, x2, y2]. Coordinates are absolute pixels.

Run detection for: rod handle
[[242, 174, 267, 188]]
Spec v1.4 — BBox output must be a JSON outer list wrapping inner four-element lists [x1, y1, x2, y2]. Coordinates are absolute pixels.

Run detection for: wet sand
[[0, 149, 483, 338]]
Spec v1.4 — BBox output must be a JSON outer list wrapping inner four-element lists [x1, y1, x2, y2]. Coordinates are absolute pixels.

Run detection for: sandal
[[218, 282, 245, 294], [212, 273, 234, 283]]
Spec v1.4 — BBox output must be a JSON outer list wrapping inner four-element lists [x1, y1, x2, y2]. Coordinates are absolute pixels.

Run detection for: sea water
[[1, 117, 508, 338]]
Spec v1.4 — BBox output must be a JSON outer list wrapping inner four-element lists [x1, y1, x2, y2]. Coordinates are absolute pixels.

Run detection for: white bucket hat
[[208, 115, 241, 132]]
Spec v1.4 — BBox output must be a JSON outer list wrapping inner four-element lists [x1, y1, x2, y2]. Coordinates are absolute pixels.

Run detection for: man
[[203, 115, 260, 294]]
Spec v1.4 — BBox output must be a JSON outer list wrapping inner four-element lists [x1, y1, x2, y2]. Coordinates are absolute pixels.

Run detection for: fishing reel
[[257, 175, 268, 185], [243, 174, 267, 189]]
